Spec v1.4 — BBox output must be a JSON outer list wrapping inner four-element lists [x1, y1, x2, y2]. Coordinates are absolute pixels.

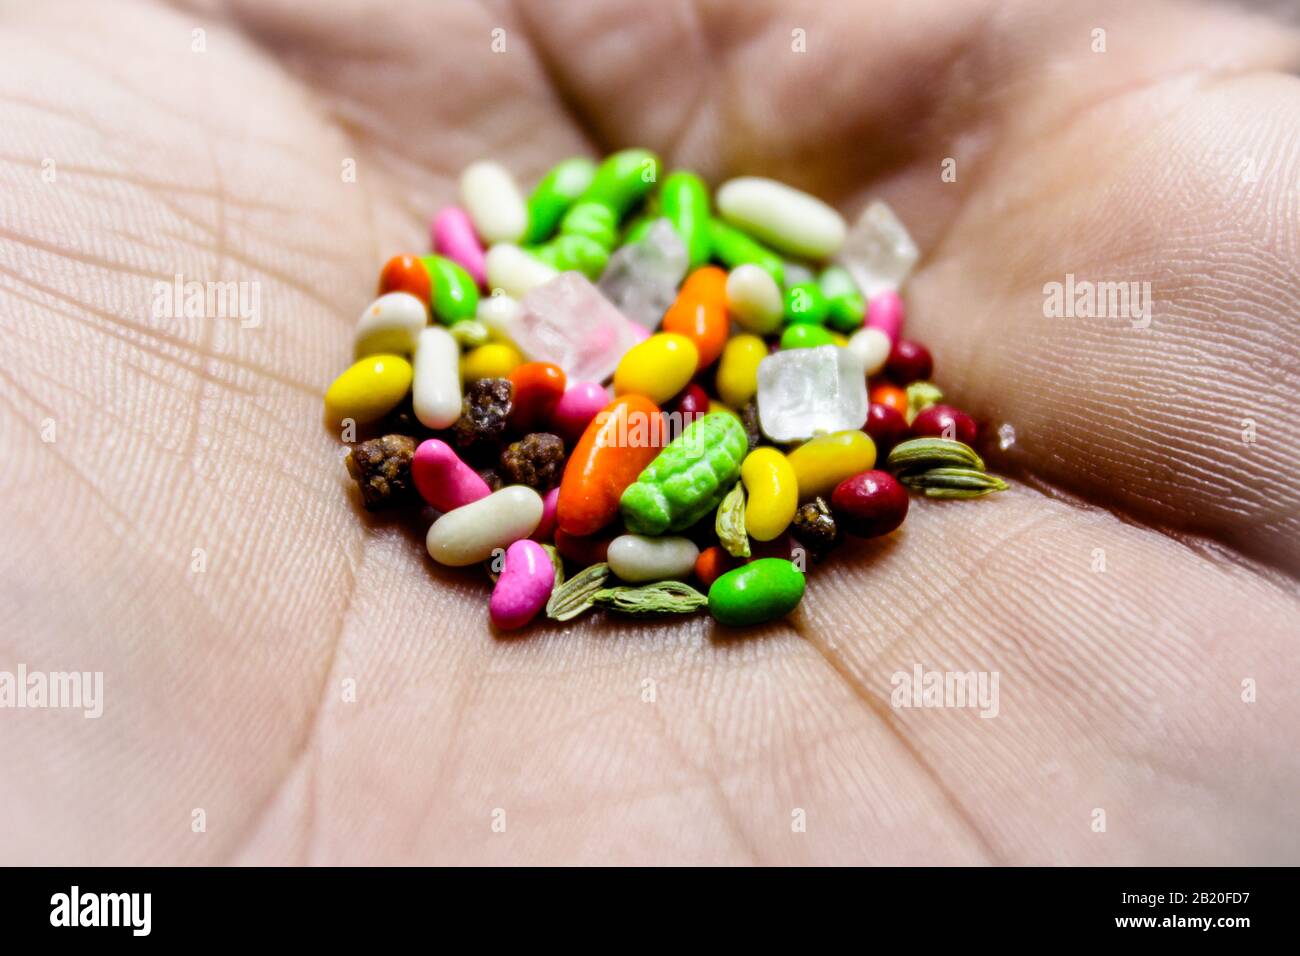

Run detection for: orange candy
[[693, 545, 739, 589], [557, 395, 664, 536], [869, 382, 908, 416], [508, 362, 566, 431], [662, 266, 729, 367], [378, 254, 432, 306]]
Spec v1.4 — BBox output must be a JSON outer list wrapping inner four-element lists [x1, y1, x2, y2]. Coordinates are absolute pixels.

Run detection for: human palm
[[2, 0, 1298, 864]]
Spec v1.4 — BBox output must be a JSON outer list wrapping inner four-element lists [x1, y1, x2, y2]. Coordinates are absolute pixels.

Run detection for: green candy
[[707, 219, 784, 286], [707, 559, 805, 628], [420, 254, 479, 324], [559, 200, 619, 248], [783, 282, 830, 325], [660, 171, 711, 268], [780, 324, 835, 350], [524, 157, 596, 244], [620, 412, 748, 535], [543, 233, 609, 278], [582, 148, 661, 217], [621, 215, 654, 245]]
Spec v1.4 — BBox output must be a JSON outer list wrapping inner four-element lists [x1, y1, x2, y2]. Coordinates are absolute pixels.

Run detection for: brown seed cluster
[[790, 495, 840, 561], [345, 434, 417, 510], [501, 432, 566, 489], [454, 378, 513, 450]]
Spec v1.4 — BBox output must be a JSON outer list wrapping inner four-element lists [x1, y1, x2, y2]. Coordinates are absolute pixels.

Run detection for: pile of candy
[[325, 150, 1007, 630]]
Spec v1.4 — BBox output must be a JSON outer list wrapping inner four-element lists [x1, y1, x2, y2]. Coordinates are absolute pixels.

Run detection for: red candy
[[509, 362, 566, 431], [377, 254, 431, 306], [911, 404, 977, 445], [863, 402, 909, 457], [667, 382, 709, 439], [886, 339, 933, 384], [831, 471, 909, 538]]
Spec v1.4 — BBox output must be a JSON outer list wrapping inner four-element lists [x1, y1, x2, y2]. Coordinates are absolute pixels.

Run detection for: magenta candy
[[432, 207, 487, 288], [490, 539, 556, 630], [411, 439, 491, 512], [550, 381, 610, 444], [911, 404, 978, 446], [866, 290, 904, 345], [532, 487, 560, 542]]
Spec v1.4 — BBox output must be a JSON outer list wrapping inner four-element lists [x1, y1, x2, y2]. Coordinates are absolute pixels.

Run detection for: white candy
[[426, 486, 543, 567], [460, 161, 528, 244], [353, 291, 428, 356], [725, 264, 784, 335], [846, 327, 892, 377], [485, 243, 558, 300], [476, 291, 523, 340], [607, 534, 699, 583], [412, 326, 462, 429], [716, 177, 847, 259]]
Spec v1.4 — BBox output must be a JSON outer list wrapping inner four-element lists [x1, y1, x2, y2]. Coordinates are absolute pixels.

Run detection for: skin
[[0, 0, 1297, 865]]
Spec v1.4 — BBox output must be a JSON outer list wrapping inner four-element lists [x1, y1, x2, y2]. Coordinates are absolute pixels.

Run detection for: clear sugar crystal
[[756, 345, 868, 443], [514, 272, 643, 382], [596, 219, 689, 329], [837, 201, 918, 298]]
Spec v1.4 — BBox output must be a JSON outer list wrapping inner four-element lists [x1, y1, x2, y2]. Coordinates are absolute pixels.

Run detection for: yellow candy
[[741, 448, 798, 541], [829, 331, 849, 347], [324, 354, 412, 426], [461, 342, 522, 381], [787, 430, 876, 498], [708, 399, 740, 419], [716, 334, 767, 409], [613, 332, 699, 404]]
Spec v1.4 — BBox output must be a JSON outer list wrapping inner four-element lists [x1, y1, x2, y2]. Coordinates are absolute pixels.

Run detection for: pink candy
[[412, 439, 490, 512], [532, 487, 559, 542], [866, 290, 904, 345], [489, 539, 555, 630], [551, 381, 610, 444], [432, 207, 487, 289]]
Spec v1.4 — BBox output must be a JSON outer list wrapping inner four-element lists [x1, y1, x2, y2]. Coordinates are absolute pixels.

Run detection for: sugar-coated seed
[[911, 404, 978, 445], [613, 333, 699, 405], [716, 334, 766, 409], [421, 254, 480, 325], [325, 353, 413, 426], [864, 402, 910, 457], [886, 339, 933, 384], [508, 362, 566, 430], [783, 281, 830, 325], [660, 171, 712, 268], [432, 207, 488, 288], [707, 558, 805, 628], [489, 539, 556, 630], [869, 381, 908, 416], [551, 381, 610, 444], [662, 267, 728, 367], [779, 324, 835, 350], [707, 219, 784, 286], [354, 291, 428, 357], [411, 326, 462, 429], [831, 470, 909, 538], [666, 382, 709, 439], [411, 439, 491, 512], [847, 326, 892, 376], [460, 161, 528, 244], [581, 148, 660, 216], [787, 430, 877, 498], [693, 545, 739, 588], [378, 254, 431, 304], [427, 485, 543, 566], [715, 177, 846, 259], [620, 412, 748, 535], [485, 243, 558, 300], [525, 157, 597, 245], [740, 447, 798, 542], [475, 289, 522, 337], [462, 342, 523, 381], [866, 290, 904, 345], [725, 264, 784, 335], [607, 534, 700, 583], [557, 395, 665, 536]]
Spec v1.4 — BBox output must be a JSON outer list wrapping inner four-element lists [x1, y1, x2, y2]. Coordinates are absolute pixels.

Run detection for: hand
[[2, 0, 1297, 864]]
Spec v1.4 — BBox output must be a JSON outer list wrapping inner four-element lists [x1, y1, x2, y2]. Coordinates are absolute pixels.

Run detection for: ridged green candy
[[620, 413, 748, 535], [708, 559, 805, 627]]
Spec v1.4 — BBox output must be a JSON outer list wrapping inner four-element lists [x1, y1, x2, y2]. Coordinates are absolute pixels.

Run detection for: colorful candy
[[524, 157, 597, 244], [432, 207, 488, 288], [557, 395, 664, 536], [354, 292, 428, 357], [412, 439, 491, 512], [426, 485, 544, 566], [716, 334, 766, 410], [725, 264, 784, 335], [911, 404, 978, 445], [613, 333, 699, 404], [461, 342, 523, 381], [490, 539, 556, 630], [325, 354, 412, 426], [707, 558, 805, 627], [787, 430, 876, 499], [715, 177, 846, 260], [660, 171, 712, 268], [662, 267, 729, 367], [607, 534, 699, 583], [411, 327, 462, 429], [831, 470, 909, 538], [460, 161, 528, 244], [740, 448, 798, 542], [377, 254, 431, 304]]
